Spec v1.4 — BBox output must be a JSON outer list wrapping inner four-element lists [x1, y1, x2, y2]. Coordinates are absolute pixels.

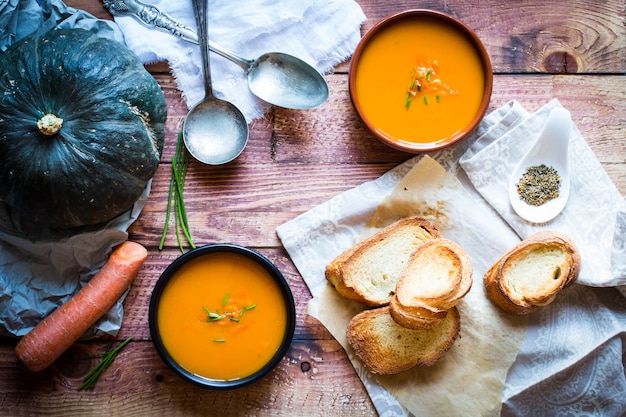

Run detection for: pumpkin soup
[[353, 15, 487, 146], [157, 251, 288, 381]]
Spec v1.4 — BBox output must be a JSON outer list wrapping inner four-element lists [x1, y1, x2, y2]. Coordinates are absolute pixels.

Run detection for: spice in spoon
[[516, 164, 561, 206]]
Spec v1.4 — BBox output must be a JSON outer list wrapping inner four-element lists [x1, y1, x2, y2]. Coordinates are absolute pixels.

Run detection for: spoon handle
[[103, 0, 254, 71], [190, 0, 213, 97], [103, 0, 199, 44]]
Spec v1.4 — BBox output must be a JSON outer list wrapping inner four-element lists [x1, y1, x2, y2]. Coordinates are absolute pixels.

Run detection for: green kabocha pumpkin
[[0, 29, 166, 233]]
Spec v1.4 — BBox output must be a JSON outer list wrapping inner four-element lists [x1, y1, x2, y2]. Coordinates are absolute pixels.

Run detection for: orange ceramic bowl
[[349, 9, 492, 153]]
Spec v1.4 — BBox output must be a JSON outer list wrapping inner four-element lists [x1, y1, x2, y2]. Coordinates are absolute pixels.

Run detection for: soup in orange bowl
[[149, 244, 295, 389], [349, 9, 492, 152]]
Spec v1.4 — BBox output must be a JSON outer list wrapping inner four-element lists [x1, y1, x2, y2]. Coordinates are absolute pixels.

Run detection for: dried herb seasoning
[[516, 164, 561, 206]]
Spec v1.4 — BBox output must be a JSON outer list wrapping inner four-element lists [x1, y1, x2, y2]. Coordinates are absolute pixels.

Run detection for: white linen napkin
[[111, 0, 367, 121], [459, 99, 626, 416], [277, 100, 626, 416], [460, 98, 626, 288]]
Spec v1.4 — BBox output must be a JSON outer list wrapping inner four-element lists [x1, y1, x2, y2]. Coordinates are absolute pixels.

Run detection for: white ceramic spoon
[[509, 107, 572, 223]]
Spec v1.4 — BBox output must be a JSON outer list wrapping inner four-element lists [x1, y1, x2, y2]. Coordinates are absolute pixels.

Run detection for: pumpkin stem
[[37, 113, 63, 136]]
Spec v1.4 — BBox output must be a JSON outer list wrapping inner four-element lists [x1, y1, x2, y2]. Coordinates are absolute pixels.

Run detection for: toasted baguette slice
[[325, 217, 440, 306], [347, 305, 460, 375], [484, 231, 580, 315], [389, 296, 448, 330], [389, 238, 473, 329]]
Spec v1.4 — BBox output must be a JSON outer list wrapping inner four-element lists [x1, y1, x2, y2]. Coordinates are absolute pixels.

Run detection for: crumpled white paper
[[0, 187, 149, 338], [0, 0, 141, 339], [0, 0, 123, 50], [277, 100, 626, 416], [110, 0, 367, 121]]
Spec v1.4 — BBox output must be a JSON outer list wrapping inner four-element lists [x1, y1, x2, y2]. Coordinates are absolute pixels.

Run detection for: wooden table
[[1, 1, 624, 415]]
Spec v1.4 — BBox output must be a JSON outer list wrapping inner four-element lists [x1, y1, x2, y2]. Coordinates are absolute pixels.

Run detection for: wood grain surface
[[1, 1, 624, 416]]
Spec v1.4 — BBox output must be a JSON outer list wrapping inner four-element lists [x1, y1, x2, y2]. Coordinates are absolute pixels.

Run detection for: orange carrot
[[15, 241, 148, 372]]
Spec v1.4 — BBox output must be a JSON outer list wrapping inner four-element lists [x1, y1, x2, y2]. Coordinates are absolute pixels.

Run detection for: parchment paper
[[310, 156, 527, 417]]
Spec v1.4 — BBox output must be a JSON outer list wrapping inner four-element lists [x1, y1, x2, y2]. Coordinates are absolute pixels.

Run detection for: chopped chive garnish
[[405, 62, 456, 108], [203, 297, 255, 333], [203, 307, 225, 321], [213, 339, 225, 343]]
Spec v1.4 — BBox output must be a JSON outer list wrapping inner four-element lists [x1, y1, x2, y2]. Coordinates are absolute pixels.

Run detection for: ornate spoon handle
[[103, 0, 199, 44], [102, 0, 254, 71]]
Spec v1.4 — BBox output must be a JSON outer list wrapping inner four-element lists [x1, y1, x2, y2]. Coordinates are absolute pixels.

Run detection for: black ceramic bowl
[[149, 244, 296, 389]]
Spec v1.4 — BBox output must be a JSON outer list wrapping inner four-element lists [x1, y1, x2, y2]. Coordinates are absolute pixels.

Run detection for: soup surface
[[354, 16, 486, 145], [157, 252, 288, 381]]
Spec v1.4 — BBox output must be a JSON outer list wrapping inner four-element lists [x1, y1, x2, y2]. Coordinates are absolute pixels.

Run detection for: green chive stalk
[[78, 337, 132, 391], [159, 131, 196, 253]]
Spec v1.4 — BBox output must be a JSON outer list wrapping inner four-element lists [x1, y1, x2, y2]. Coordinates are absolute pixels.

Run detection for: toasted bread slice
[[347, 305, 460, 375], [325, 217, 440, 306], [389, 238, 473, 329], [484, 231, 580, 315], [389, 296, 448, 330]]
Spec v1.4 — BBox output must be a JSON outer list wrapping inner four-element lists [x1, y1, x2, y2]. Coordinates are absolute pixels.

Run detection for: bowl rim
[[149, 243, 296, 390], [348, 8, 493, 153]]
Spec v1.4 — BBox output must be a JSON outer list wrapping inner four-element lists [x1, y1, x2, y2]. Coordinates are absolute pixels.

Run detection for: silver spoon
[[183, 0, 248, 165], [103, 0, 329, 109], [509, 107, 572, 223]]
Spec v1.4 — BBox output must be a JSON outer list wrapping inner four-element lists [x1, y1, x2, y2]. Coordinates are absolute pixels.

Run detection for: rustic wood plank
[[0, 339, 373, 417], [133, 159, 626, 252], [68, 0, 626, 74], [156, 73, 626, 165], [356, 0, 626, 73], [269, 75, 626, 164], [128, 161, 396, 248]]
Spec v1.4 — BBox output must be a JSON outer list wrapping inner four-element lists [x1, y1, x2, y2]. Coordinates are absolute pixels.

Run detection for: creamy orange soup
[[354, 16, 486, 145], [157, 252, 288, 381]]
